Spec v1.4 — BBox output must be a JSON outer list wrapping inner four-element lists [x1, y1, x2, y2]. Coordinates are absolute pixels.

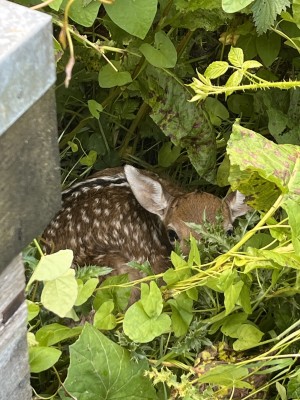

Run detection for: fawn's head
[[124, 165, 249, 250]]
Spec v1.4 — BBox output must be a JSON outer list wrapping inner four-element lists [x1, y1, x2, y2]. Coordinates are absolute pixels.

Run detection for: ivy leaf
[[64, 324, 158, 399], [233, 324, 264, 350], [251, 0, 291, 35]]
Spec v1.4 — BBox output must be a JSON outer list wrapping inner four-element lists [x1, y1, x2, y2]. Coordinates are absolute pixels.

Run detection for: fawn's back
[[43, 165, 248, 279]]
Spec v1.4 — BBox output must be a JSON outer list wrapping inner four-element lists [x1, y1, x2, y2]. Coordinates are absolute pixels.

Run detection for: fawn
[[42, 165, 249, 281]]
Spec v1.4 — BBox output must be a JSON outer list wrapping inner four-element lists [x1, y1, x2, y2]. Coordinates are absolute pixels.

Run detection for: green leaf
[[41, 269, 78, 318], [225, 70, 243, 97], [227, 123, 300, 252], [242, 60, 262, 69], [222, 0, 254, 13], [228, 47, 244, 67], [93, 274, 131, 312], [233, 324, 264, 350], [204, 97, 229, 126], [49, 0, 63, 12], [93, 299, 117, 330], [252, 0, 290, 35], [64, 324, 158, 399], [67, 0, 100, 27], [29, 346, 62, 373], [27, 300, 40, 322], [104, 0, 157, 39], [88, 100, 103, 119], [221, 313, 249, 338], [98, 61, 132, 88], [26, 250, 73, 290], [141, 66, 216, 182], [36, 323, 82, 346], [204, 61, 229, 79], [256, 32, 281, 67], [224, 280, 244, 315], [287, 367, 300, 398], [123, 283, 171, 342], [276, 382, 287, 400], [75, 278, 98, 306], [168, 293, 193, 337], [158, 142, 181, 167], [198, 364, 251, 388], [140, 31, 177, 69], [79, 150, 97, 166]]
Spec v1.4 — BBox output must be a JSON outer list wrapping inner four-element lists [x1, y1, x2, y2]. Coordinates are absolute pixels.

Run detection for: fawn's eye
[[167, 228, 179, 244]]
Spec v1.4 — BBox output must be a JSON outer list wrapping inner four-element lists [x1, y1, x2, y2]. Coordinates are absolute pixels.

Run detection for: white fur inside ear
[[124, 165, 171, 218], [226, 190, 250, 222]]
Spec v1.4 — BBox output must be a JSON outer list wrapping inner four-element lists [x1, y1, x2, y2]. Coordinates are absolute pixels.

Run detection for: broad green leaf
[[88, 100, 103, 119], [140, 282, 163, 318], [93, 274, 131, 312], [204, 97, 229, 126], [198, 364, 251, 388], [94, 299, 117, 330], [79, 150, 97, 166], [204, 61, 229, 79], [227, 123, 300, 252], [26, 250, 73, 290], [237, 284, 252, 314], [75, 278, 98, 306], [36, 323, 82, 346], [48, 0, 63, 11], [140, 31, 177, 69], [104, 0, 157, 39], [224, 280, 244, 315], [217, 154, 230, 186], [276, 381, 287, 400], [287, 367, 300, 398], [227, 94, 254, 116], [158, 142, 181, 167], [228, 47, 244, 67], [29, 346, 62, 373], [41, 269, 78, 318], [225, 70, 243, 97], [64, 324, 158, 399], [98, 61, 132, 88], [123, 301, 171, 343], [252, 0, 291, 35], [27, 300, 40, 322], [256, 33, 281, 67], [233, 324, 264, 350], [67, 0, 100, 27], [168, 293, 193, 337], [222, 0, 254, 13], [221, 313, 249, 337], [142, 66, 216, 182]]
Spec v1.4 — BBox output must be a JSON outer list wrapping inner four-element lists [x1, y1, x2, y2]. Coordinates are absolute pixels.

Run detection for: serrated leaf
[[104, 0, 157, 39], [204, 61, 229, 79], [242, 60, 262, 69], [41, 269, 78, 318], [222, 0, 254, 13], [252, 0, 291, 35], [64, 324, 158, 399], [139, 31, 177, 69], [29, 346, 62, 373], [225, 70, 243, 97], [228, 47, 244, 67]]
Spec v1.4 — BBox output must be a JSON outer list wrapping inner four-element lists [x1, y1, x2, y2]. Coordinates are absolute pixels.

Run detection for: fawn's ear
[[225, 191, 251, 222], [124, 165, 173, 218]]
